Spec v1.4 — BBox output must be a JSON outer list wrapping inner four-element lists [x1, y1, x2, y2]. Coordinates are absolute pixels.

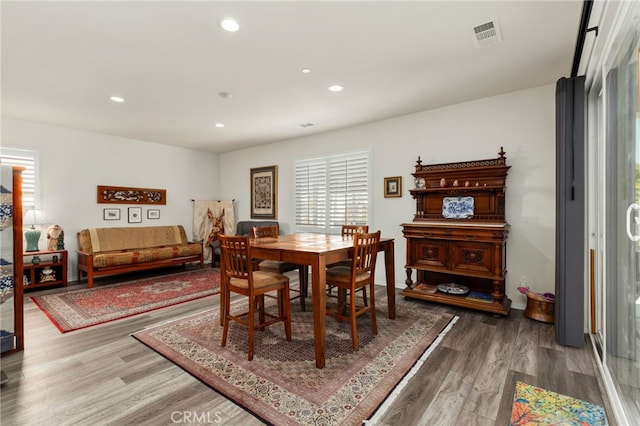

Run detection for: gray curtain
[[555, 76, 586, 348]]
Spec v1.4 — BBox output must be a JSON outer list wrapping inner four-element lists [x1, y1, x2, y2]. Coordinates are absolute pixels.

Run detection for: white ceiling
[[1, 1, 582, 153]]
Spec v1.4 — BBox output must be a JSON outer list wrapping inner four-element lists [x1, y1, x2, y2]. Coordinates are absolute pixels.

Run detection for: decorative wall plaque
[[97, 185, 166, 205]]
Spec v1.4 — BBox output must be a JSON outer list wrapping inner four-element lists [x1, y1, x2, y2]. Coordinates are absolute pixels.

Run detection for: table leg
[[219, 271, 227, 326], [383, 240, 396, 319], [311, 256, 327, 368]]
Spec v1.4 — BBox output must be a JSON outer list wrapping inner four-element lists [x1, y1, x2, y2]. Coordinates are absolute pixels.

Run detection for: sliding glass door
[[592, 2, 639, 423]]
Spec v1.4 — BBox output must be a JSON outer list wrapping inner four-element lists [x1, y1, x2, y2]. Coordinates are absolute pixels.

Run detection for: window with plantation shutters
[[295, 159, 327, 229], [295, 151, 370, 234], [0, 148, 38, 210]]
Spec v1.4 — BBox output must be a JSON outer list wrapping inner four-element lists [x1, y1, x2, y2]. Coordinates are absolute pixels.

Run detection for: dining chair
[[251, 225, 309, 311], [219, 234, 292, 361], [327, 225, 370, 306], [325, 230, 381, 350]]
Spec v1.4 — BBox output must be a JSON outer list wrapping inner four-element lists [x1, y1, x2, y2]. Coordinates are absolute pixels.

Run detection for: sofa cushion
[[92, 244, 202, 268], [78, 225, 189, 254]]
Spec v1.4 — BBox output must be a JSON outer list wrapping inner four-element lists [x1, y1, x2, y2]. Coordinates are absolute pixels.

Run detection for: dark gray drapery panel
[[555, 76, 585, 348]]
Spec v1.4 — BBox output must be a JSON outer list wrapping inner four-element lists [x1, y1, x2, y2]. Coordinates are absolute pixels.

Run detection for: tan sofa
[[77, 225, 203, 288]]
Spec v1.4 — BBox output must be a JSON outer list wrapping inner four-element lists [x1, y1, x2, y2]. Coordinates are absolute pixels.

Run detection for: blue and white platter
[[442, 196, 474, 219]]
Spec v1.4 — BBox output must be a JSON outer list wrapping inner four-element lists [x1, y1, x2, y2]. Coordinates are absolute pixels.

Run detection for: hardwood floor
[[1, 267, 615, 425]]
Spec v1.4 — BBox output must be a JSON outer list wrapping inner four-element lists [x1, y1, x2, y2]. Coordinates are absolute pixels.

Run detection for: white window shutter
[[295, 151, 370, 233], [0, 148, 38, 209]]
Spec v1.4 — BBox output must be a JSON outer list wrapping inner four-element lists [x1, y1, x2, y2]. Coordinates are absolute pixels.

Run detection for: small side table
[[23, 250, 68, 290]]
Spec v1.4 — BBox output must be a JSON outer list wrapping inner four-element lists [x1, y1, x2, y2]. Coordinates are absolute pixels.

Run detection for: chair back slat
[[353, 231, 381, 274], [219, 235, 252, 279], [252, 225, 279, 239], [341, 224, 368, 238]]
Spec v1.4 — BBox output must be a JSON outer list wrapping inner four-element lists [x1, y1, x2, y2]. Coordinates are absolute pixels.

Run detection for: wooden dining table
[[219, 232, 395, 368]]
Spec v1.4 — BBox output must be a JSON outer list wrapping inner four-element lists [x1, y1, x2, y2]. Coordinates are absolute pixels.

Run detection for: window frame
[[294, 150, 372, 234]]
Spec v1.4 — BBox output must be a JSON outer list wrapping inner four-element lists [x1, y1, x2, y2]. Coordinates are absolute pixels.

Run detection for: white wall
[[2, 84, 556, 308], [219, 84, 557, 309], [1, 117, 220, 280]]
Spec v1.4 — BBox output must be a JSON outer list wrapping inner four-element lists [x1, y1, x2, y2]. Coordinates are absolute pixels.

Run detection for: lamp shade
[[24, 209, 49, 226], [23, 209, 49, 252]]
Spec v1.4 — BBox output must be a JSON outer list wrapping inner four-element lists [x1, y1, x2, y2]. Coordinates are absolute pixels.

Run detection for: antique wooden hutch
[[401, 148, 511, 315]]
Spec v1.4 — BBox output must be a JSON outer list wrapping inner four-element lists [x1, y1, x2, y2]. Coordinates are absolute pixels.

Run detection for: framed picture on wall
[[128, 207, 142, 223], [147, 209, 160, 219], [103, 208, 120, 220], [250, 165, 277, 219], [384, 176, 402, 198]]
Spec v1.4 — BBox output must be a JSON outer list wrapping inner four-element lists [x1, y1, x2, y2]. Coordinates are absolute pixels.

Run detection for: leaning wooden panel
[[97, 185, 166, 205]]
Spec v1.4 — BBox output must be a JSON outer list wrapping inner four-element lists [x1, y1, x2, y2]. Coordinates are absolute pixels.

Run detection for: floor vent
[[472, 18, 502, 48]]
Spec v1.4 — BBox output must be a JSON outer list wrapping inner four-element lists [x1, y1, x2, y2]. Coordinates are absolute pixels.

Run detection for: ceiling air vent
[[472, 18, 502, 48]]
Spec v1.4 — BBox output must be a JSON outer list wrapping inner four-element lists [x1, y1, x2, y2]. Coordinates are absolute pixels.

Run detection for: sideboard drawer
[[450, 241, 493, 275], [409, 239, 447, 270]]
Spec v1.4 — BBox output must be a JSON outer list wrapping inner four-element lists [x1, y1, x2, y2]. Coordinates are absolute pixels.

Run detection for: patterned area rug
[[133, 301, 455, 425], [510, 381, 608, 425], [31, 269, 220, 333]]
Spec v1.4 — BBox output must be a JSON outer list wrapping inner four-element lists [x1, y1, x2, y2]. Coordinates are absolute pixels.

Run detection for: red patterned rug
[[133, 300, 456, 425], [31, 269, 220, 333]]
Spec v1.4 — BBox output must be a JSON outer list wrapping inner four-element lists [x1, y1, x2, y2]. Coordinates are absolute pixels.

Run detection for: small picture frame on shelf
[[103, 208, 120, 221], [128, 207, 142, 223], [147, 209, 160, 220], [384, 176, 402, 198]]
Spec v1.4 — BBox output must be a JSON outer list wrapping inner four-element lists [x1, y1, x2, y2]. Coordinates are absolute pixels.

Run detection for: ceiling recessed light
[[328, 85, 343, 92], [214, 123, 225, 128], [219, 18, 240, 32], [301, 68, 311, 74], [110, 96, 124, 103]]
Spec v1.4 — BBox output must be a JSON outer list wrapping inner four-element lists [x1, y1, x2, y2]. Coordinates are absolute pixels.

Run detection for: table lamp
[[23, 209, 49, 252]]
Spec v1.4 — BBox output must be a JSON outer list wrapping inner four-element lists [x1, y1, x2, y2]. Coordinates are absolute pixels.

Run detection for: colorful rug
[[510, 381, 608, 425], [133, 302, 456, 425], [31, 269, 220, 333]]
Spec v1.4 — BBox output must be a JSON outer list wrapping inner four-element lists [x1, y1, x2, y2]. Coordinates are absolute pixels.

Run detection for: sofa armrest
[[77, 250, 93, 265]]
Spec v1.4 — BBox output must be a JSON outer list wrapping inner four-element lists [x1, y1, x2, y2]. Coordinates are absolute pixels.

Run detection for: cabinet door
[[409, 238, 448, 270], [450, 241, 493, 276]]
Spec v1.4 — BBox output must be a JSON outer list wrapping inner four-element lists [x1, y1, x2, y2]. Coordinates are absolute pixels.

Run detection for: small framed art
[[128, 207, 142, 223], [384, 176, 402, 198], [147, 209, 160, 220], [103, 208, 120, 221]]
